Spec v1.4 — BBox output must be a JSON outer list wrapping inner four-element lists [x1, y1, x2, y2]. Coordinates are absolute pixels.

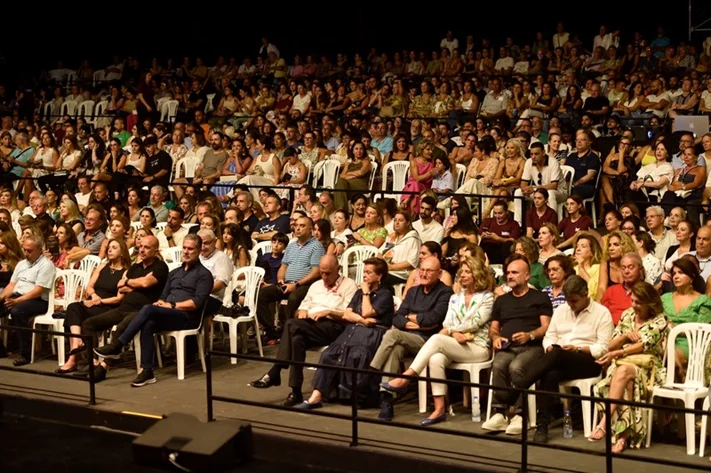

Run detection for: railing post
[[87, 335, 96, 406], [519, 386, 528, 473], [206, 351, 214, 422], [350, 369, 359, 447], [605, 398, 613, 473]]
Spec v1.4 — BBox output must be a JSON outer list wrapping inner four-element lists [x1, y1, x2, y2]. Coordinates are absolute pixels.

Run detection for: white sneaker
[[505, 415, 523, 435], [482, 413, 509, 432]]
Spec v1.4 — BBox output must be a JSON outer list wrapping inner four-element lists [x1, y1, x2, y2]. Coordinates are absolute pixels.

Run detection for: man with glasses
[[412, 196, 443, 243], [515, 142, 563, 222], [671, 132, 705, 170], [645, 206, 676, 261]]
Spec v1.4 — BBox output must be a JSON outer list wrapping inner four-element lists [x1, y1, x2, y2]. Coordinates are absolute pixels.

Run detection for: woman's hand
[[596, 349, 622, 365], [452, 332, 468, 344], [626, 332, 641, 343]]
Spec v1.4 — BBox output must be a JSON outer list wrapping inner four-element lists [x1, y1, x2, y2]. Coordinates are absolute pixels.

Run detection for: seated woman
[[379, 211, 421, 286], [661, 259, 711, 380], [348, 194, 368, 232], [297, 258, 395, 409], [314, 219, 336, 255], [627, 139, 674, 212], [221, 223, 251, 268], [237, 135, 282, 204], [333, 142, 372, 212], [590, 281, 669, 453], [633, 231, 662, 286], [330, 210, 353, 258], [178, 194, 198, 224], [55, 239, 131, 374], [56, 198, 84, 237], [403, 241, 453, 298], [600, 137, 635, 212], [541, 254, 575, 310], [430, 156, 454, 198], [441, 207, 478, 261], [350, 203, 387, 249], [573, 232, 603, 300], [662, 219, 696, 286], [660, 146, 706, 225], [135, 207, 157, 231], [0, 230, 23, 291], [400, 140, 435, 215], [379, 256, 494, 425], [99, 215, 131, 259], [526, 189, 558, 239], [537, 223, 563, 265], [556, 195, 593, 249], [275, 148, 308, 201], [441, 136, 499, 210], [54, 223, 81, 269], [483, 139, 526, 217], [130, 227, 153, 262], [597, 230, 637, 301]]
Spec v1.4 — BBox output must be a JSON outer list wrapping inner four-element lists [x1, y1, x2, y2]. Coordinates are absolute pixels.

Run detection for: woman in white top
[[661, 219, 696, 283], [26, 133, 59, 196], [121, 137, 147, 178], [628, 140, 674, 201], [380, 256, 493, 426], [633, 231, 662, 285], [700, 134, 711, 209], [238, 135, 282, 203], [379, 211, 421, 285], [290, 83, 311, 115], [0, 188, 21, 222], [330, 209, 353, 257]]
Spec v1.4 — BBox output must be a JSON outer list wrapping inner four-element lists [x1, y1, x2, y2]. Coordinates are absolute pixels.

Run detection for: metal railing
[[205, 350, 711, 473], [0, 324, 97, 405]]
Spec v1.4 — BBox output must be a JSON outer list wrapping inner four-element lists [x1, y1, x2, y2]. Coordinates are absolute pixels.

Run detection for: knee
[[429, 352, 448, 369], [382, 329, 400, 344]]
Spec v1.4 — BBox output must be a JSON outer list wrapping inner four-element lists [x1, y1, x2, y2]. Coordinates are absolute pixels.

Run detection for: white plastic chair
[[79, 255, 101, 279], [161, 246, 182, 263], [380, 161, 410, 200], [154, 306, 209, 381], [160, 100, 179, 123], [486, 372, 537, 428], [250, 241, 272, 266], [205, 93, 216, 113], [211, 267, 265, 363], [42, 102, 52, 121], [580, 169, 601, 224], [368, 159, 378, 190], [558, 165, 575, 220], [455, 163, 467, 189], [155, 222, 168, 232], [92, 69, 105, 87], [312, 159, 341, 189], [175, 156, 201, 179], [130, 221, 144, 231], [29, 270, 69, 366], [559, 375, 602, 437], [60, 100, 79, 118], [94, 101, 108, 127], [648, 323, 711, 455], [77, 100, 96, 126], [167, 261, 182, 272], [340, 246, 379, 281], [699, 395, 711, 456], [418, 355, 494, 421]]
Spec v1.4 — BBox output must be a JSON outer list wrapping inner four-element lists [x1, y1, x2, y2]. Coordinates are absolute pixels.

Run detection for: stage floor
[[1, 342, 709, 473]]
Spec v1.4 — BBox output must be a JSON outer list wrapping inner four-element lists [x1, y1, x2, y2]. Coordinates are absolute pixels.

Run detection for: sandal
[[611, 438, 626, 454], [587, 425, 606, 442]]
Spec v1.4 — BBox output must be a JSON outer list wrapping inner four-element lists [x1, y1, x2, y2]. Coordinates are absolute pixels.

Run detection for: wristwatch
[[529, 332, 535, 341], [170, 301, 176, 309]]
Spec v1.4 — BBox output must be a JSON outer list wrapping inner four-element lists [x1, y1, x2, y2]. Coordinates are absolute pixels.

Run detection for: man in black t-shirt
[[481, 255, 552, 436], [142, 136, 172, 189], [79, 236, 169, 381]]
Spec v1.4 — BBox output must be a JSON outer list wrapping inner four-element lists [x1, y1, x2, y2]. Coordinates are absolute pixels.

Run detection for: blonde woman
[[597, 230, 637, 301], [380, 256, 494, 425], [56, 198, 85, 237], [484, 139, 525, 217], [573, 232, 603, 300], [238, 135, 282, 203], [0, 188, 21, 221], [537, 223, 563, 264]]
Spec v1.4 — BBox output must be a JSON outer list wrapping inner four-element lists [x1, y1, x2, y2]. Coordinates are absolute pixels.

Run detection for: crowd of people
[[0, 23, 710, 459]]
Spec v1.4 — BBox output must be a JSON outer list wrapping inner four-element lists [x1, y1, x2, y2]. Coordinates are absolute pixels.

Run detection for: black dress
[[64, 264, 125, 328], [312, 286, 394, 407]]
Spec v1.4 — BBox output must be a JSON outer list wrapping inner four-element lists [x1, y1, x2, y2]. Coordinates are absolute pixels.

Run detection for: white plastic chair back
[[161, 246, 182, 263], [162, 100, 179, 123], [93, 69, 105, 87], [340, 246, 379, 277], [167, 261, 182, 272], [130, 221, 144, 231], [60, 100, 79, 118], [237, 266, 265, 316], [176, 156, 200, 179], [250, 241, 272, 266], [665, 323, 711, 389], [393, 296, 402, 311], [79, 255, 101, 278], [42, 102, 52, 121], [455, 163, 467, 189], [155, 222, 168, 232], [564, 248, 574, 256], [313, 159, 341, 188], [382, 161, 410, 194], [368, 159, 378, 189], [205, 93, 216, 113], [78, 100, 96, 126], [558, 165, 575, 219], [55, 269, 88, 309], [65, 71, 77, 89]]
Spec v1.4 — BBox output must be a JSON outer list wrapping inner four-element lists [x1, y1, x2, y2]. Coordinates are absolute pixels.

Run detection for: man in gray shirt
[[0, 235, 56, 365], [74, 208, 106, 259]]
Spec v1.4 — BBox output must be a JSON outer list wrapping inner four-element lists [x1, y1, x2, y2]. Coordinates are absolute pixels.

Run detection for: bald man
[[250, 254, 357, 406], [79, 235, 169, 382], [370, 256, 453, 421]]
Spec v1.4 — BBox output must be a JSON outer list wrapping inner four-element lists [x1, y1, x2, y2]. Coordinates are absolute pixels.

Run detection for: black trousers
[[81, 307, 139, 344], [10, 299, 49, 359], [516, 346, 601, 423], [256, 284, 311, 337], [64, 301, 116, 328], [269, 318, 345, 390]]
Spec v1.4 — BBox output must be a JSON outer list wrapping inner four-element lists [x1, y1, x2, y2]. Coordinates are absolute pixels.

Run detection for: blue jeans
[[118, 305, 196, 370]]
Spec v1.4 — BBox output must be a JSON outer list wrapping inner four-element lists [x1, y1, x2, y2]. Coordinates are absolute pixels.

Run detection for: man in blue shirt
[[371, 121, 393, 155], [256, 216, 324, 343], [94, 234, 213, 387]]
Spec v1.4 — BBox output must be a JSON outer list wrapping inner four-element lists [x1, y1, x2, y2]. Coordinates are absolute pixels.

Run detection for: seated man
[[249, 254, 357, 406], [256, 216, 324, 342], [601, 253, 644, 325], [197, 229, 233, 314], [157, 208, 188, 250], [94, 234, 213, 387], [369, 256, 452, 420], [482, 255, 552, 435], [479, 200, 521, 265], [79, 235, 169, 381], [514, 275, 613, 443], [0, 235, 55, 366]]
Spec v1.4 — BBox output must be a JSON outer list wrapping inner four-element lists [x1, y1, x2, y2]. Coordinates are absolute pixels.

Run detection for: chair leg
[[646, 406, 653, 448], [486, 371, 493, 421], [471, 370, 480, 421], [209, 323, 214, 352], [581, 398, 592, 438], [229, 322, 238, 365], [176, 335, 185, 380], [700, 398, 709, 457], [527, 384, 536, 428], [133, 334, 141, 372], [254, 320, 264, 357], [197, 332, 206, 373], [56, 334, 65, 367], [685, 404, 697, 455], [30, 331, 36, 364], [418, 367, 428, 413]]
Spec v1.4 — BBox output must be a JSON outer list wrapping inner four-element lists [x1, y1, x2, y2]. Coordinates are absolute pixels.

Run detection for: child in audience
[[259, 232, 288, 284]]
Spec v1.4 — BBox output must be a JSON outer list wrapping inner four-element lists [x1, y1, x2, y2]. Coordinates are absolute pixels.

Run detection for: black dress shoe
[[55, 365, 78, 374], [13, 357, 30, 367], [249, 373, 280, 389], [282, 392, 303, 407]]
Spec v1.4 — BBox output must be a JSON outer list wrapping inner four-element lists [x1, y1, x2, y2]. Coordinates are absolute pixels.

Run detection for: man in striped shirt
[[256, 216, 325, 343]]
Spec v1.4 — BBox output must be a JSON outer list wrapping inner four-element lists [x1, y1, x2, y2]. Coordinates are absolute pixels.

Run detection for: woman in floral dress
[[589, 281, 669, 453]]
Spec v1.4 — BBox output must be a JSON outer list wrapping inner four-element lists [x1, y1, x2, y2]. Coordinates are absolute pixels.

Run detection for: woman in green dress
[[333, 142, 372, 211], [661, 258, 711, 380], [589, 281, 669, 453]]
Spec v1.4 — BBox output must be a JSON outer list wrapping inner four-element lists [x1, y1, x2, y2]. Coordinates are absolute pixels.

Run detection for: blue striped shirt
[[283, 237, 325, 282]]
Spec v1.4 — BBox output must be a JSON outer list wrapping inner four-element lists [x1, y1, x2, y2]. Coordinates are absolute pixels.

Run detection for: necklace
[[109, 265, 122, 274]]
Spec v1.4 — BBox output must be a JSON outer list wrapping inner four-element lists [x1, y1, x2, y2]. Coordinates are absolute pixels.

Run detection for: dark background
[[1, 2, 708, 79]]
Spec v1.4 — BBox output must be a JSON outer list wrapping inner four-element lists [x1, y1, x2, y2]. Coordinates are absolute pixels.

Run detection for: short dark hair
[[271, 232, 289, 245], [530, 141, 545, 151], [363, 257, 388, 279], [504, 253, 530, 272], [143, 136, 158, 146], [563, 275, 589, 297], [421, 196, 437, 209], [169, 207, 185, 219]]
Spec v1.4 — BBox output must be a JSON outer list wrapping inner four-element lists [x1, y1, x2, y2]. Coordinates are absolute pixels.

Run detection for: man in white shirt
[[412, 197, 443, 244], [197, 229, 233, 313], [646, 206, 677, 261], [480, 78, 509, 119], [440, 31, 458, 55], [687, 226, 711, 281], [518, 275, 613, 443], [158, 208, 188, 250], [639, 79, 671, 119], [494, 47, 514, 76], [593, 25, 619, 51], [249, 254, 357, 407], [552, 22, 569, 50], [671, 132, 706, 170]]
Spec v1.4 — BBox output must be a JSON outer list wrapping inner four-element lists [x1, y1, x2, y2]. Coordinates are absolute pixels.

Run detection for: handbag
[[614, 353, 657, 392]]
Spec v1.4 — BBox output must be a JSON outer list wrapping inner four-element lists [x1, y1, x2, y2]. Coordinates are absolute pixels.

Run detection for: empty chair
[[78, 100, 96, 126]]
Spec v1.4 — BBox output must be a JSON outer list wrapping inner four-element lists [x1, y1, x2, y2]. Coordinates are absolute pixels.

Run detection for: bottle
[[563, 410, 573, 439], [472, 395, 481, 422]]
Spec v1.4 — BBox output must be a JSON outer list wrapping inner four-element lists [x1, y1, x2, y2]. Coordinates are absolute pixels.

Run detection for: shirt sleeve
[[542, 305, 562, 352], [590, 307, 614, 359], [310, 241, 325, 267], [189, 268, 214, 311], [35, 260, 56, 290], [416, 285, 454, 327], [449, 292, 494, 334]]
